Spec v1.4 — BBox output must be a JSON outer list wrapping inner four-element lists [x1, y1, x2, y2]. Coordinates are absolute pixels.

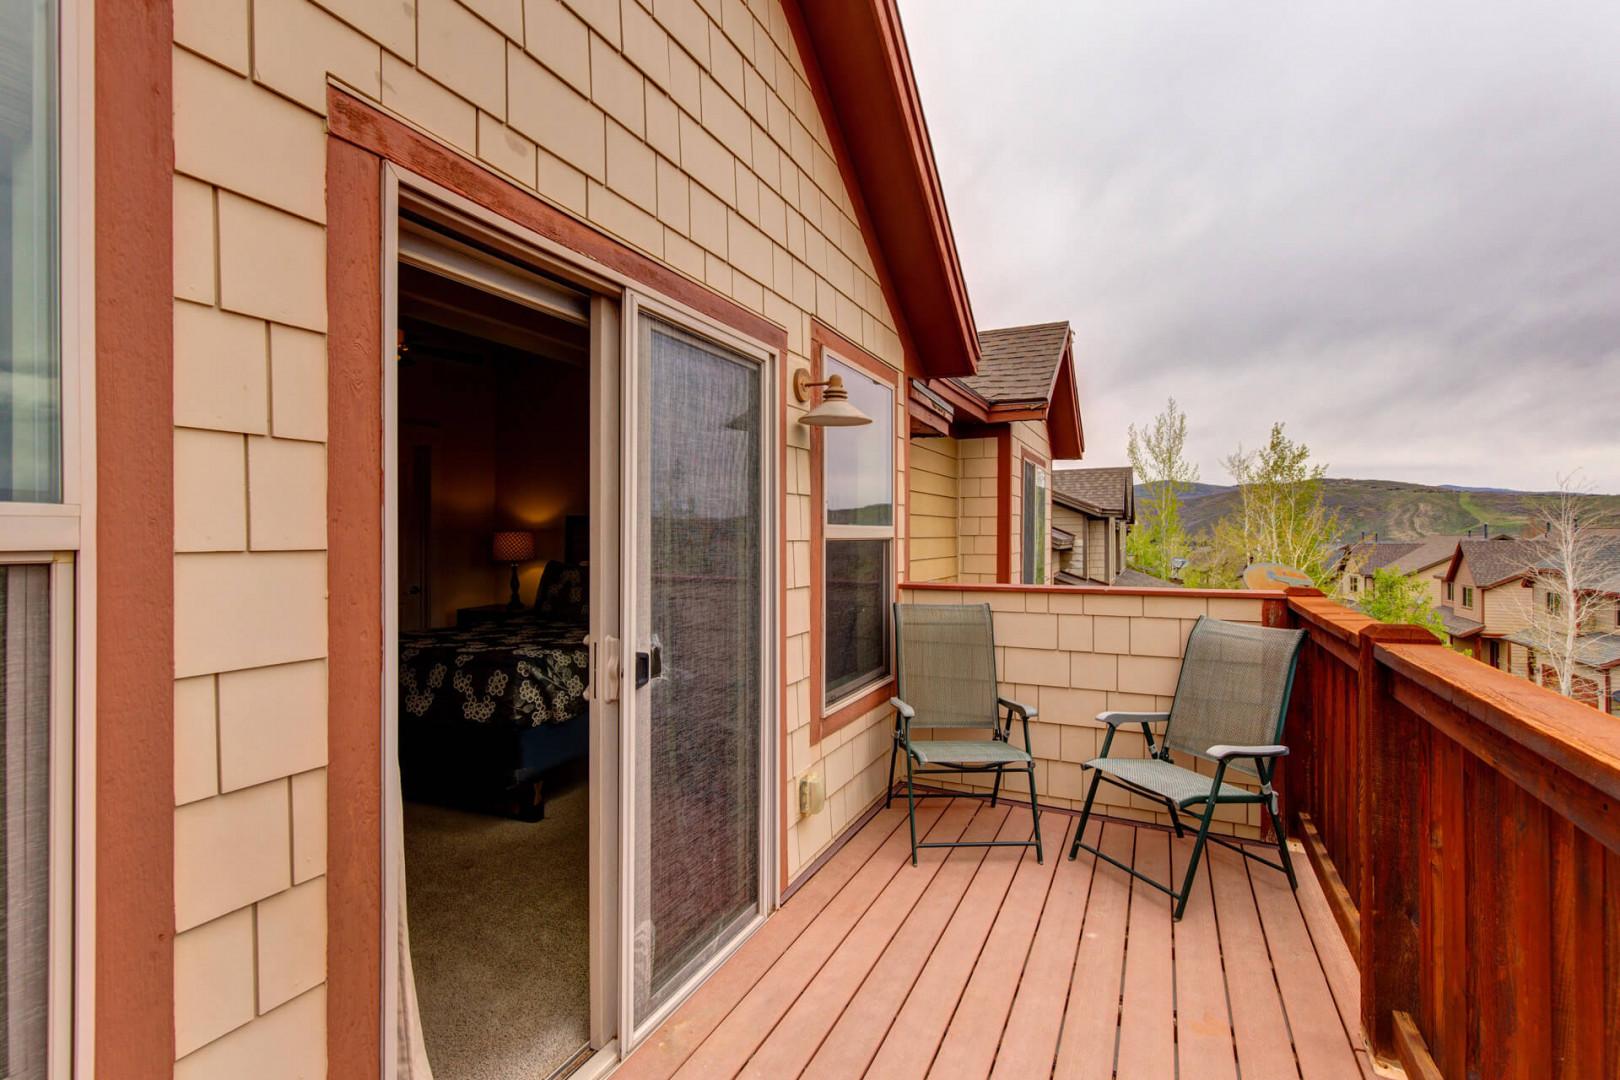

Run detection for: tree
[[1521, 474, 1620, 699], [1359, 567, 1447, 641], [1126, 398, 1198, 581], [1223, 423, 1341, 585]]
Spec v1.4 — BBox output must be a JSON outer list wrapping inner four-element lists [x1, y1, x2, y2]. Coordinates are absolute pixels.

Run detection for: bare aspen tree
[[1523, 473, 1620, 700]]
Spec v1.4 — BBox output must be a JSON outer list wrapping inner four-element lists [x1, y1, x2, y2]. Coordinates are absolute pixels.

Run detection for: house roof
[[1386, 536, 1466, 576], [786, 0, 978, 378], [1052, 466, 1134, 520], [1341, 541, 1424, 575], [1505, 630, 1620, 670], [1114, 568, 1178, 588], [952, 322, 1070, 404], [1446, 539, 1546, 588], [1437, 606, 1484, 638], [911, 320, 1085, 457]]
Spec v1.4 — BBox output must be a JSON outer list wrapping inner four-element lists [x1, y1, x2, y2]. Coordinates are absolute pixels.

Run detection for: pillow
[[534, 561, 588, 621]]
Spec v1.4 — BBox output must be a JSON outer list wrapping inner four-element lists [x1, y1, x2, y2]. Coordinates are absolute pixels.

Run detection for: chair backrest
[[893, 603, 999, 729], [1165, 616, 1307, 776]]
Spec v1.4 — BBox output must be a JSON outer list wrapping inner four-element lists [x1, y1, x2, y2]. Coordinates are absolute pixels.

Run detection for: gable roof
[[953, 322, 1071, 404], [1343, 541, 1424, 575], [1446, 538, 1546, 588], [785, 0, 979, 378], [1052, 466, 1133, 520], [910, 320, 1085, 457], [1387, 536, 1467, 576]]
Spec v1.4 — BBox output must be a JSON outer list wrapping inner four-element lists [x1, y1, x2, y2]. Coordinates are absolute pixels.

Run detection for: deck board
[[617, 808, 1364, 1080], [799, 807, 1009, 1080], [862, 811, 1036, 1080], [1170, 836, 1239, 1080]]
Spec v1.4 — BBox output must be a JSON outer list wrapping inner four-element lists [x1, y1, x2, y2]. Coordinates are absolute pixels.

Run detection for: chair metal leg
[[1166, 802, 1187, 839], [1025, 764, 1043, 863], [904, 752, 919, 866], [1268, 799, 1298, 889], [885, 738, 898, 809], [1173, 798, 1223, 920], [1068, 771, 1102, 860], [990, 766, 1003, 807]]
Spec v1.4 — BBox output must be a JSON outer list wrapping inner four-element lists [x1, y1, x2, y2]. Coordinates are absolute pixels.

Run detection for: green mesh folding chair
[[1066, 615, 1306, 919], [886, 602, 1042, 865]]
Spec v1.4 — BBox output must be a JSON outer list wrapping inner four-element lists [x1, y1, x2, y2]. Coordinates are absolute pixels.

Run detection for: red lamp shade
[[492, 530, 536, 564]]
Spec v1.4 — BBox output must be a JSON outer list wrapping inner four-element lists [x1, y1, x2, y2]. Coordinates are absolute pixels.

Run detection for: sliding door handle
[[635, 640, 662, 688]]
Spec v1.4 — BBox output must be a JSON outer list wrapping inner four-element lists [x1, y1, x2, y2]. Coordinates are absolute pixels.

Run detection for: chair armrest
[[888, 697, 915, 720], [1207, 744, 1289, 761], [997, 696, 1037, 719], [1097, 711, 1170, 728]]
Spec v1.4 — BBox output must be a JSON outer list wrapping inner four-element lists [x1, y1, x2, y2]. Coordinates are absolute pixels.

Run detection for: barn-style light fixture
[[793, 370, 872, 427]]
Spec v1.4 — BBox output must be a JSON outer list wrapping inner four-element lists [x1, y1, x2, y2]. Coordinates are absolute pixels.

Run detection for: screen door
[[622, 312, 765, 1040]]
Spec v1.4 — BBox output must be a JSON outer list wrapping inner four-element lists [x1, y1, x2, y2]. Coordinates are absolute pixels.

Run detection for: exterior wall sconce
[[793, 370, 873, 427]]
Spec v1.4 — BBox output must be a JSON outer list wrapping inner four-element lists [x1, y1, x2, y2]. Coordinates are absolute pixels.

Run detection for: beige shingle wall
[[170, 0, 906, 1066], [907, 436, 959, 583], [956, 436, 998, 582], [902, 588, 1271, 839]]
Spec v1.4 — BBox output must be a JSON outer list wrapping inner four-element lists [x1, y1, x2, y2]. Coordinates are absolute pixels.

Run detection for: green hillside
[[1161, 479, 1620, 543]]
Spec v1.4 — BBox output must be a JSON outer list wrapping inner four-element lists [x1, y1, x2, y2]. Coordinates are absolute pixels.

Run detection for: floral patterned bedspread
[[400, 615, 589, 728]]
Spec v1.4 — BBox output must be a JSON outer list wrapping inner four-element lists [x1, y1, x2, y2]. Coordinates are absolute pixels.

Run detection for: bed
[[398, 562, 590, 820]]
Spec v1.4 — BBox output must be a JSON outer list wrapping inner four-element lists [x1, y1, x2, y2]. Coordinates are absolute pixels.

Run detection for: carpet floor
[[405, 773, 590, 1080]]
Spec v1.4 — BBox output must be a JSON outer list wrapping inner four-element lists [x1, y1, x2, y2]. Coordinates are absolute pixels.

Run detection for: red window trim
[[809, 319, 902, 744]]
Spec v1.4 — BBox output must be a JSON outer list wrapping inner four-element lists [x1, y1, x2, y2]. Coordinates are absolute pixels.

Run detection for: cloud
[[899, 0, 1620, 491]]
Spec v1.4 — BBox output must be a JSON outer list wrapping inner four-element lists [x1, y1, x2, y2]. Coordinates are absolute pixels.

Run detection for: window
[[822, 354, 893, 704], [0, 4, 77, 1073], [1021, 460, 1047, 584], [1462, 586, 1474, 608], [1, 0, 61, 504], [1445, 581, 1455, 602], [1547, 591, 1562, 615], [1348, 576, 1358, 593]]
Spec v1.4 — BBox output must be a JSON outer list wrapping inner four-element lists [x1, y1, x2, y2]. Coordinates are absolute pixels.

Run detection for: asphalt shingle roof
[[1344, 541, 1424, 574], [950, 321, 1070, 405], [1456, 539, 1546, 588], [1052, 466, 1133, 519], [1386, 536, 1466, 576], [1505, 630, 1620, 670]]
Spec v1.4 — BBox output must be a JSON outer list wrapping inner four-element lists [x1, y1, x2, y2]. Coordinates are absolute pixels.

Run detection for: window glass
[[1021, 462, 1047, 584], [0, 564, 51, 1077], [0, 1, 60, 503], [823, 357, 891, 526], [824, 539, 888, 700]]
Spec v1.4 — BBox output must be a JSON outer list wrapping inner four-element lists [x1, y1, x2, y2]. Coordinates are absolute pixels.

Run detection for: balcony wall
[[897, 582, 1285, 839]]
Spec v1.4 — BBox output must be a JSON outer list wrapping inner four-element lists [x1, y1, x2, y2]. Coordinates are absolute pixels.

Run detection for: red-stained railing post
[[1357, 623, 1444, 1058]]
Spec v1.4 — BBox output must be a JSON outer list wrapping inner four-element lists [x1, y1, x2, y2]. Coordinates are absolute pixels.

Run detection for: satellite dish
[[1243, 563, 1314, 590]]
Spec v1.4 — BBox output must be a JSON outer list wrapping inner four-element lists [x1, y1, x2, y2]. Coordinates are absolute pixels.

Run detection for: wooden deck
[[616, 800, 1373, 1080]]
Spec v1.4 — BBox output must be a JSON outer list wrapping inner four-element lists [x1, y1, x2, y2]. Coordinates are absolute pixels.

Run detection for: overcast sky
[[899, 1, 1620, 492]]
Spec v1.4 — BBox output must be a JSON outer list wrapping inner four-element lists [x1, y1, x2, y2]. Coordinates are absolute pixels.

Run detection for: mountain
[[1134, 478, 1620, 543]]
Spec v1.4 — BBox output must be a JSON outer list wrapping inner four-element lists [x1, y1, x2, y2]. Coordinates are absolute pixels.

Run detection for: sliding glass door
[[622, 311, 766, 1040]]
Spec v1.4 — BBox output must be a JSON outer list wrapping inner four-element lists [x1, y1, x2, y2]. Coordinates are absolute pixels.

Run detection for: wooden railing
[[1280, 588, 1620, 1078]]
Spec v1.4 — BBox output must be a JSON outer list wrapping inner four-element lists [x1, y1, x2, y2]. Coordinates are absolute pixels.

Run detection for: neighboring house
[[1506, 556, 1620, 714], [1384, 535, 1469, 608], [1440, 539, 1545, 668], [1334, 540, 1422, 601], [905, 321, 1085, 585], [1049, 466, 1134, 585], [0, 1, 1095, 1075]]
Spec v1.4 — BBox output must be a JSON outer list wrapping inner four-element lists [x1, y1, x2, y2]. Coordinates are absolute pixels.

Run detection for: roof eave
[[785, 0, 980, 379]]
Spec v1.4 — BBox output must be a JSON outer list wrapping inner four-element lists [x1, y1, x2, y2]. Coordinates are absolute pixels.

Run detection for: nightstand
[[456, 603, 520, 628]]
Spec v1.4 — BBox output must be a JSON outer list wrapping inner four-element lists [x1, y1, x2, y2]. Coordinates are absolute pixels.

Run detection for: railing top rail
[[900, 581, 1284, 601], [1376, 640, 1620, 808], [1287, 592, 1378, 646]]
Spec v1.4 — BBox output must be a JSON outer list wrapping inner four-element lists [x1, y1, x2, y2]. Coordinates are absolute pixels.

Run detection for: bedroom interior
[[395, 259, 595, 1080]]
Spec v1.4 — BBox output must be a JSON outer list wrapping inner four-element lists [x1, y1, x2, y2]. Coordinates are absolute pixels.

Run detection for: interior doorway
[[379, 182, 780, 1079], [394, 230, 596, 1079]]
